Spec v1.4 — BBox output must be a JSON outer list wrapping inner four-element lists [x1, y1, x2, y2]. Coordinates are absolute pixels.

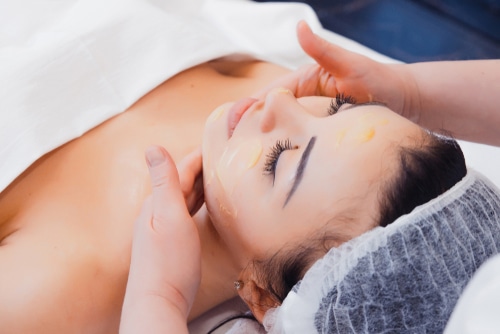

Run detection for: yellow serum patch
[[277, 87, 292, 95], [353, 112, 389, 143], [207, 105, 226, 123], [214, 139, 263, 215], [336, 129, 347, 147], [357, 127, 376, 143]]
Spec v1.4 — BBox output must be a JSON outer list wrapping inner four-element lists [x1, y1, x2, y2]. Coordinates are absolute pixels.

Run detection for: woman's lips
[[227, 97, 258, 138]]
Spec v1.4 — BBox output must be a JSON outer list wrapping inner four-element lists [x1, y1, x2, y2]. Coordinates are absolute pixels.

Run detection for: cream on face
[[204, 104, 229, 186], [213, 138, 263, 219], [206, 105, 226, 123], [336, 129, 346, 147], [336, 111, 389, 146], [201, 94, 426, 265], [276, 88, 292, 95]]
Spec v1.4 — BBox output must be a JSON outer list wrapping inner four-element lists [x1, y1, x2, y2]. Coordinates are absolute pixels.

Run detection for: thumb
[[145, 145, 190, 232], [297, 20, 358, 78], [126, 145, 200, 315]]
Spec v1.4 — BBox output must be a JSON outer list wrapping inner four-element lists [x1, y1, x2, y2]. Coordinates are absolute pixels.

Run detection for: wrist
[[394, 63, 422, 124]]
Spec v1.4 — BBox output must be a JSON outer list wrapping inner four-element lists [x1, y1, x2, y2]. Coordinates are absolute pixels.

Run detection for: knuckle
[[151, 170, 171, 188]]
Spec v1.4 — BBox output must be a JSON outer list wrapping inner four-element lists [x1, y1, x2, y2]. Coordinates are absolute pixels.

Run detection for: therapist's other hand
[[255, 21, 416, 119], [120, 146, 201, 334]]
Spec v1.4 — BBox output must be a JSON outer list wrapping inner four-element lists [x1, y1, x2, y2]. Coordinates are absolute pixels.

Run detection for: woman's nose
[[259, 88, 304, 133]]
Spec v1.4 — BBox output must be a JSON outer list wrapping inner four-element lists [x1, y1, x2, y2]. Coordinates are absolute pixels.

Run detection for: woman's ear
[[236, 270, 280, 323]]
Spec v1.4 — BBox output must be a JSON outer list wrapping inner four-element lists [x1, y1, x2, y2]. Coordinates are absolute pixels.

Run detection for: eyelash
[[328, 93, 356, 115], [262, 93, 356, 179], [263, 138, 295, 179]]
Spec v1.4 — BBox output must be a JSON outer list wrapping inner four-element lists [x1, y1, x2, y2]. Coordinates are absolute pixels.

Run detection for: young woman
[[121, 22, 500, 333], [122, 89, 471, 333]]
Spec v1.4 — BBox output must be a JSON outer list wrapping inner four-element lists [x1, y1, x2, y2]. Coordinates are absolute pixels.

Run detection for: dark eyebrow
[[283, 136, 317, 208]]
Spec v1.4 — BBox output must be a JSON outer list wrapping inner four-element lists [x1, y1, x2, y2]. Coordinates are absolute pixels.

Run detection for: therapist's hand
[[255, 21, 415, 118], [177, 148, 204, 216], [120, 146, 202, 334]]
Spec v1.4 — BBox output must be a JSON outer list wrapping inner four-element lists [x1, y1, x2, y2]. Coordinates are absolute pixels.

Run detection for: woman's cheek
[[212, 139, 263, 221]]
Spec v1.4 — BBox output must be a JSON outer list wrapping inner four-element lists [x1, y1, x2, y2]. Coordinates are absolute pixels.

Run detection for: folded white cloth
[[0, 0, 395, 193], [2, 0, 497, 194]]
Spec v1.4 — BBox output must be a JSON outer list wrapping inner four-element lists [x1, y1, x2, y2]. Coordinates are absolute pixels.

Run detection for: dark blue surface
[[255, 0, 500, 62]]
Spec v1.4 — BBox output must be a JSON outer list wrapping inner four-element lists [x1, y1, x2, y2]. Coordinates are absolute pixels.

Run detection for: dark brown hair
[[254, 131, 467, 304]]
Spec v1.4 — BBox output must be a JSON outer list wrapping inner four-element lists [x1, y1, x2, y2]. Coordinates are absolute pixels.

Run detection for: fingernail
[[146, 146, 165, 167]]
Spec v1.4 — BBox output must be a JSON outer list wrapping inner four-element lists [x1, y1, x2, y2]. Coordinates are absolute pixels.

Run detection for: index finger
[[297, 20, 367, 78]]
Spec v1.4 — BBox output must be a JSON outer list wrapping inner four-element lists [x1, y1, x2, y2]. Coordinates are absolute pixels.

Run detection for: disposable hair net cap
[[264, 169, 500, 334]]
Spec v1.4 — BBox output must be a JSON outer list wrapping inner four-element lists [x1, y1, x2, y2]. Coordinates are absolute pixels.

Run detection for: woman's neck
[[188, 206, 241, 321]]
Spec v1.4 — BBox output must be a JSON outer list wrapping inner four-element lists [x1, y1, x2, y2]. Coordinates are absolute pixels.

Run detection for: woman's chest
[[0, 70, 218, 332], [0, 60, 290, 332]]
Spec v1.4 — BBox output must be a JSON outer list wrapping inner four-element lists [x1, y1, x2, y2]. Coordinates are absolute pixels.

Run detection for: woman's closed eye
[[263, 93, 356, 182], [327, 93, 356, 115], [263, 138, 297, 183]]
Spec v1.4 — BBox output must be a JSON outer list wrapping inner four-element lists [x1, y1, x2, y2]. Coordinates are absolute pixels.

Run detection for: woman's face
[[202, 88, 422, 265]]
